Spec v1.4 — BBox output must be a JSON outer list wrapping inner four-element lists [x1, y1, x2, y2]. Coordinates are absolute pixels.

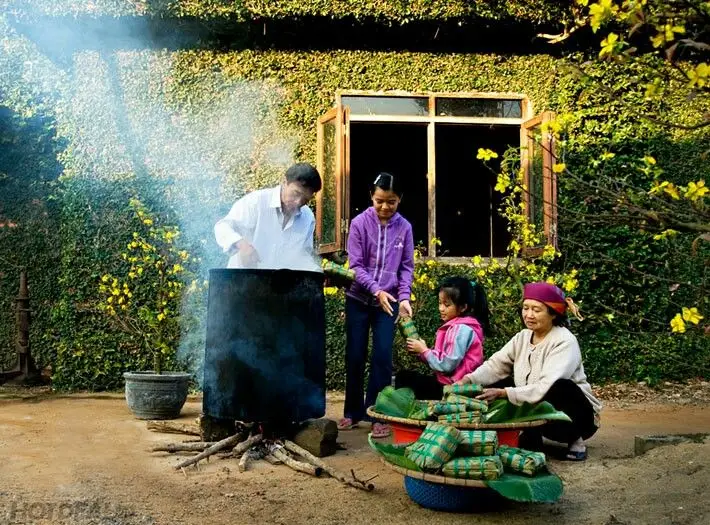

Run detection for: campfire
[[147, 420, 376, 491]]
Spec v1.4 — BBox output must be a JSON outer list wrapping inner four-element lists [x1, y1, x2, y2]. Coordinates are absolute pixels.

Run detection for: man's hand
[[406, 338, 427, 354], [399, 300, 413, 318], [236, 240, 260, 267], [476, 388, 507, 402], [375, 290, 397, 316]]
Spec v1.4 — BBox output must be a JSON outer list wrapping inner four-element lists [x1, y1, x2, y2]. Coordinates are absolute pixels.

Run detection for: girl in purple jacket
[[399, 277, 490, 400], [338, 173, 414, 438]]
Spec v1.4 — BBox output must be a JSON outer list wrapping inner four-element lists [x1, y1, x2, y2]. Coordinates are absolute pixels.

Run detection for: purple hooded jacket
[[346, 207, 415, 305]]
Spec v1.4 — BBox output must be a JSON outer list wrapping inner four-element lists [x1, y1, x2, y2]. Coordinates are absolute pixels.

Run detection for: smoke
[[0, 7, 323, 382]]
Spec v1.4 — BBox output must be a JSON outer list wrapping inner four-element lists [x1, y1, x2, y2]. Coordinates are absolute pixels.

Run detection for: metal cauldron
[[202, 269, 326, 424]]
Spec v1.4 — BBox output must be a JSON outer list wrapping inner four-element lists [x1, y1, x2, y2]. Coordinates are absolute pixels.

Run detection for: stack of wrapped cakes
[[402, 384, 548, 480]]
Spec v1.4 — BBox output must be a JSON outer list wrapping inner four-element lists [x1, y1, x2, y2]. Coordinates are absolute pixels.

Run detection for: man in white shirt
[[214, 163, 322, 269]]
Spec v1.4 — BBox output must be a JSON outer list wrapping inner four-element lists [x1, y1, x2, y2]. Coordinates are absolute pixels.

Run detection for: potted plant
[[98, 198, 197, 419]]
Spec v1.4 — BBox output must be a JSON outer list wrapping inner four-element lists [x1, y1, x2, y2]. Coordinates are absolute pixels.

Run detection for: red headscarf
[[523, 282, 584, 320]]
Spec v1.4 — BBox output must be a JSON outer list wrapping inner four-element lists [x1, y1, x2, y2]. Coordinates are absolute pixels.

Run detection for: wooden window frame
[[521, 111, 558, 256], [316, 91, 557, 259]]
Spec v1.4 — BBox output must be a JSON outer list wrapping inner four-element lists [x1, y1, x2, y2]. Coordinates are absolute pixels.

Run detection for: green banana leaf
[[367, 435, 422, 471], [483, 400, 572, 424], [374, 387, 417, 418], [407, 400, 432, 420], [369, 435, 563, 503], [488, 470, 563, 503]]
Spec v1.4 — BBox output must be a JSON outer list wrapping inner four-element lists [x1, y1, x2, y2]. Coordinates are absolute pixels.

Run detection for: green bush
[[0, 7, 708, 389]]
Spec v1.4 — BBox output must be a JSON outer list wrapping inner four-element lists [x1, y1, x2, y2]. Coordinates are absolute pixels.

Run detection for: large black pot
[[202, 269, 326, 425]]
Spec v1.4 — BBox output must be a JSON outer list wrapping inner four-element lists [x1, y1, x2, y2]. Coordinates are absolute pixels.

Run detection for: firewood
[[151, 442, 216, 453], [146, 421, 200, 436], [282, 440, 375, 491], [174, 433, 262, 470], [238, 448, 263, 473], [270, 447, 322, 477], [263, 454, 282, 465]]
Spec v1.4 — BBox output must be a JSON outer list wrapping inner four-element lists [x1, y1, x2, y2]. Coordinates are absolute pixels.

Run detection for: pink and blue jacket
[[420, 316, 485, 385]]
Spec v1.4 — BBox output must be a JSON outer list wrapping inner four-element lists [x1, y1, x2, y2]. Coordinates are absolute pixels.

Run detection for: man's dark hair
[[285, 162, 322, 192]]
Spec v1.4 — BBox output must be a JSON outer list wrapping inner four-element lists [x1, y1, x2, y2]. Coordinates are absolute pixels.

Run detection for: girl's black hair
[[372, 172, 403, 197], [438, 276, 491, 335]]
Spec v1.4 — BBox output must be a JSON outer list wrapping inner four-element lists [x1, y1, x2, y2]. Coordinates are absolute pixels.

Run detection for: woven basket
[[366, 406, 547, 430]]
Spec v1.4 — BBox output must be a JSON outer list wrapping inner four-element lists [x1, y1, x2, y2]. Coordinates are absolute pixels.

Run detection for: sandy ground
[[1, 391, 710, 525]]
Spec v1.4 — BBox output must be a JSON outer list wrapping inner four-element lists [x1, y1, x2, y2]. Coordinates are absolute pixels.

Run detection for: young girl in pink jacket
[[398, 277, 490, 399]]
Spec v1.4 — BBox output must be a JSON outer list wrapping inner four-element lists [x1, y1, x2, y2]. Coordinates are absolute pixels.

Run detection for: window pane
[[436, 98, 522, 118], [320, 119, 337, 246], [528, 136, 545, 238], [342, 96, 428, 116]]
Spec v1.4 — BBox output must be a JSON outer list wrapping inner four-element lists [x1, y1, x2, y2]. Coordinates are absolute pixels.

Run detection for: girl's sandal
[[337, 417, 358, 431], [371, 422, 391, 439]]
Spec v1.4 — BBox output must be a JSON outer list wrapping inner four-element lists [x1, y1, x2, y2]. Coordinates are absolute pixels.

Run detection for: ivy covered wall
[[0, 2, 707, 390]]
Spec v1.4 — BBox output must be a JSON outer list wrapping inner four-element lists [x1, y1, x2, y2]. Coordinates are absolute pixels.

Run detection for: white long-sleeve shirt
[[464, 326, 602, 424], [214, 185, 317, 270]]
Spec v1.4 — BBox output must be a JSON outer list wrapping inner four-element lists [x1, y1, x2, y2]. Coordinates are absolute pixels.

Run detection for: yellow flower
[[128, 272, 136, 279], [472, 255, 483, 266], [411, 292, 417, 302], [142, 218, 153, 226], [688, 63, 709, 88], [563, 277, 578, 293], [101, 275, 110, 283], [476, 148, 499, 161], [552, 163, 566, 173], [426, 259, 436, 267], [157, 313, 166, 321], [653, 229, 679, 241], [670, 313, 686, 333], [663, 183, 680, 200], [642, 156, 656, 165], [599, 32, 621, 58], [589, 0, 618, 32], [600, 152, 615, 161], [542, 244, 557, 259], [494, 173, 510, 193], [508, 240, 521, 254], [685, 180, 708, 201], [682, 307, 704, 325], [323, 286, 339, 296]]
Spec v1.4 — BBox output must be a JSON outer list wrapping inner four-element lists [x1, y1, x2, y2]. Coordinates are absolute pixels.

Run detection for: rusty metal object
[[1, 271, 39, 384]]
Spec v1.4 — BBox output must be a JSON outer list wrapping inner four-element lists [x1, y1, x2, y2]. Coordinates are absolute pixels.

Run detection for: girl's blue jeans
[[343, 296, 398, 423]]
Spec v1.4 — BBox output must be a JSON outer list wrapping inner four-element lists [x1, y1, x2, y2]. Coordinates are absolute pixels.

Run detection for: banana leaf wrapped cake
[[441, 456, 504, 481], [497, 445, 547, 476], [442, 383, 484, 397], [457, 430, 498, 456], [405, 422, 461, 470]]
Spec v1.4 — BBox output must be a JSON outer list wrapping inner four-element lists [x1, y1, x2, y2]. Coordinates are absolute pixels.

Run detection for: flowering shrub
[[97, 199, 199, 373]]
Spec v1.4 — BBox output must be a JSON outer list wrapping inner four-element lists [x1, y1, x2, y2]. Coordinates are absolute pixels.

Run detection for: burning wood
[[155, 430, 376, 492], [174, 433, 262, 470]]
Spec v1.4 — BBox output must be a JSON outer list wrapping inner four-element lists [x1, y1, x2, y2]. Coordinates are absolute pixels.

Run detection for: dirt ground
[[1, 386, 710, 525]]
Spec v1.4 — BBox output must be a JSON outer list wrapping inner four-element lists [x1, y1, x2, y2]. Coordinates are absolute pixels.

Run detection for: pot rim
[[123, 371, 192, 381]]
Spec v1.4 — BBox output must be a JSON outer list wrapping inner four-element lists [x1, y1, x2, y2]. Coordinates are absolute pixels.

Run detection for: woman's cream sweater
[[464, 326, 602, 423]]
